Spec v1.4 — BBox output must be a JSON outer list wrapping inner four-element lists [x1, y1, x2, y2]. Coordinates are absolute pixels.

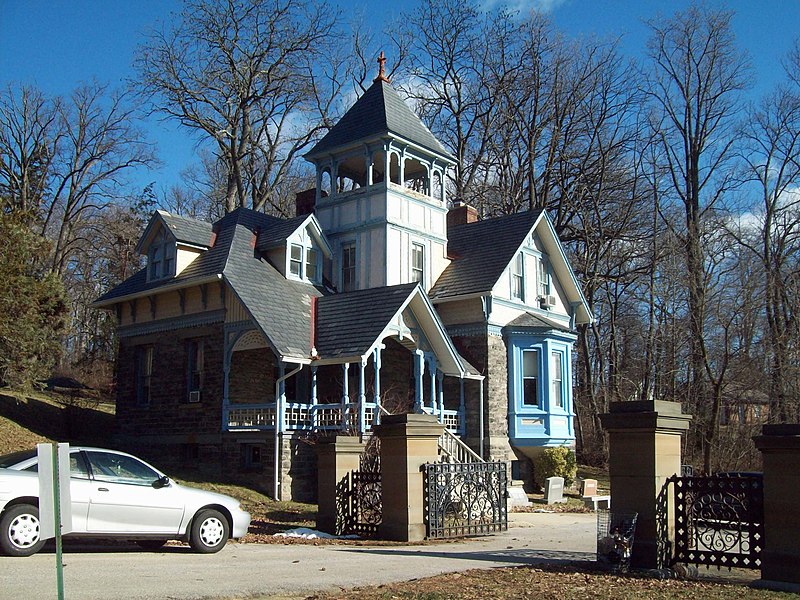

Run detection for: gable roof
[[136, 210, 214, 254], [315, 283, 480, 377], [306, 79, 453, 161], [430, 210, 543, 300], [94, 207, 322, 361], [430, 209, 593, 325]]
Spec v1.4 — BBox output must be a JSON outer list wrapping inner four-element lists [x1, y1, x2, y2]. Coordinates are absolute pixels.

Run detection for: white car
[[0, 447, 251, 557]]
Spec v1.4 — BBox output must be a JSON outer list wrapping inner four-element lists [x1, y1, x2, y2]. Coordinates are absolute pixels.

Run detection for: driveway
[[0, 513, 597, 600]]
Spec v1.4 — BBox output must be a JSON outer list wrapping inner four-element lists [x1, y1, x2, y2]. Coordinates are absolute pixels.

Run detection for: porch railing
[[226, 401, 462, 434]]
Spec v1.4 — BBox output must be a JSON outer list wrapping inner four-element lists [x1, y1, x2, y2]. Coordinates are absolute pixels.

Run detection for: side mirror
[[153, 475, 170, 489]]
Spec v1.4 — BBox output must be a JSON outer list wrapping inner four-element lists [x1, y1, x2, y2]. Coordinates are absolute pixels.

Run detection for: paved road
[[0, 513, 597, 600]]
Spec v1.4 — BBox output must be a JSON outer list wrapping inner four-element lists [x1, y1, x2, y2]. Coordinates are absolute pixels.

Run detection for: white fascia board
[[134, 211, 168, 255], [430, 291, 491, 304], [536, 213, 593, 324], [90, 274, 222, 309], [304, 214, 334, 257]]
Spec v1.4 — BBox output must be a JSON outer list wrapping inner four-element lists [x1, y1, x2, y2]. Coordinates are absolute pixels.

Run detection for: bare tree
[[645, 5, 749, 471], [135, 0, 352, 214], [732, 83, 800, 422], [0, 85, 60, 217]]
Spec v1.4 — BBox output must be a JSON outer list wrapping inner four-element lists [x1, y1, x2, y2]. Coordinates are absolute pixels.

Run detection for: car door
[[20, 450, 91, 533], [84, 451, 185, 534]]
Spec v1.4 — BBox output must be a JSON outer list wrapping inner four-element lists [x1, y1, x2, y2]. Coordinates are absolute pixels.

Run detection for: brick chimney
[[447, 200, 478, 228], [295, 188, 318, 217]]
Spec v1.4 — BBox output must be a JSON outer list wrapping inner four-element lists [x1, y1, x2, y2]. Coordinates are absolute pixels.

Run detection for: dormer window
[[148, 231, 175, 281], [287, 242, 320, 283]]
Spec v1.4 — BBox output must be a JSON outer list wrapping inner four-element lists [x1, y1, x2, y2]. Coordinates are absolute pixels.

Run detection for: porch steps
[[438, 428, 484, 463]]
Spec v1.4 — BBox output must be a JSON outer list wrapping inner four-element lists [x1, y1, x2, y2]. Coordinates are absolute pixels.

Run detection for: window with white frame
[[289, 244, 303, 277], [522, 349, 539, 407], [306, 247, 319, 282], [288, 243, 320, 283], [411, 242, 425, 284], [538, 258, 549, 298], [551, 351, 564, 408], [148, 232, 174, 281], [341, 241, 356, 291], [511, 252, 524, 300]]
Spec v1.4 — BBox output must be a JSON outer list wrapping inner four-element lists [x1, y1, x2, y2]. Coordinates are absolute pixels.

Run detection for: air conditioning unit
[[539, 295, 557, 309], [188, 390, 202, 403]]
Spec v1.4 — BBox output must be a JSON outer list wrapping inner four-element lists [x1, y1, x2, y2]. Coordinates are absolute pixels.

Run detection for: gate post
[[753, 425, 800, 590], [374, 413, 443, 541], [315, 435, 365, 535], [600, 401, 691, 570]]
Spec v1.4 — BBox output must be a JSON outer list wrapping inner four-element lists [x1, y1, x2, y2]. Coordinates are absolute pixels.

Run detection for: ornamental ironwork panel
[[335, 470, 382, 538], [424, 461, 508, 539], [668, 474, 764, 570]]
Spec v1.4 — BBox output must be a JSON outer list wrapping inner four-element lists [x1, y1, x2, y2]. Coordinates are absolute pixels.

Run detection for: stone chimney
[[447, 200, 478, 228], [295, 188, 318, 217]]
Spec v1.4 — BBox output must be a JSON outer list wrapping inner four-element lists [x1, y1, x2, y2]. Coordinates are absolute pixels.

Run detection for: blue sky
[[2, 0, 799, 193]]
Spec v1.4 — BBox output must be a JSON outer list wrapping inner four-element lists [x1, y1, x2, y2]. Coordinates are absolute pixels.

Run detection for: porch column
[[427, 356, 437, 414], [459, 376, 466, 436], [437, 370, 444, 424], [222, 340, 232, 431], [373, 345, 383, 424], [358, 357, 367, 435], [413, 350, 424, 413], [599, 401, 692, 570], [366, 149, 373, 186], [341, 363, 350, 430], [753, 425, 800, 590], [278, 362, 286, 433], [310, 365, 318, 428], [375, 414, 443, 541]]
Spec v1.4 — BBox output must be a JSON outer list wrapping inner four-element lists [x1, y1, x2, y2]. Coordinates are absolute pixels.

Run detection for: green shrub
[[533, 446, 577, 488]]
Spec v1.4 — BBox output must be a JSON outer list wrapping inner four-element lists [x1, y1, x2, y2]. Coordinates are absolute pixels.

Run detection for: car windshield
[[0, 449, 37, 468]]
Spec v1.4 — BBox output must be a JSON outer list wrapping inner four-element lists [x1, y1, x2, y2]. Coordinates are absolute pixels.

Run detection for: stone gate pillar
[[374, 413, 443, 541], [315, 435, 365, 535], [753, 424, 800, 590], [600, 400, 691, 570]]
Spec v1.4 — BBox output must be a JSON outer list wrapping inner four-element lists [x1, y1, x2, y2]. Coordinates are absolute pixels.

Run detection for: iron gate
[[667, 474, 764, 569], [334, 438, 382, 537], [424, 461, 508, 539]]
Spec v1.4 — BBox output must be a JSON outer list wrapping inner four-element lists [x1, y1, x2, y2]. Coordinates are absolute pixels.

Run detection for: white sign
[[37, 443, 73, 539]]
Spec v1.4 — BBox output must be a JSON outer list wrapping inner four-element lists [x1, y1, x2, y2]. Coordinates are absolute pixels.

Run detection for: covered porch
[[221, 284, 483, 438]]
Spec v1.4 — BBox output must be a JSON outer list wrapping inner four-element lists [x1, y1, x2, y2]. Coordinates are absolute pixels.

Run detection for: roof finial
[[374, 51, 390, 83]]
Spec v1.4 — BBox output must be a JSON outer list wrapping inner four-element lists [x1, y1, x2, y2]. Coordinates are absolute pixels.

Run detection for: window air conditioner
[[188, 390, 202, 403], [540, 295, 557, 309]]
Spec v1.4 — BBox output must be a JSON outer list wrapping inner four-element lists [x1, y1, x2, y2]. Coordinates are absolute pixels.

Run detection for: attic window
[[511, 252, 524, 301], [148, 231, 175, 281], [288, 243, 320, 284]]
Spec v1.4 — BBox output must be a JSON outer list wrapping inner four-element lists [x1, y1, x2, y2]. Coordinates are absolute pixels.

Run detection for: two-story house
[[93, 65, 592, 500]]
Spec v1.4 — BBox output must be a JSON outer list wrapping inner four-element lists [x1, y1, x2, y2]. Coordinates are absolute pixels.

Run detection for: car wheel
[[189, 509, 229, 553], [136, 539, 168, 551], [0, 504, 45, 557]]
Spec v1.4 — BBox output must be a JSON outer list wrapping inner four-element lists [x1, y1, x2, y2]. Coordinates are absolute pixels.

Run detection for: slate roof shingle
[[307, 79, 452, 160], [159, 212, 214, 247], [95, 207, 322, 359], [315, 283, 419, 358], [429, 210, 543, 300]]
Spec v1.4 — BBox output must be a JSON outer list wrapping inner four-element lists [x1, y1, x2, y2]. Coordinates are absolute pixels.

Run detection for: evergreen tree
[[0, 209, 67, 390]]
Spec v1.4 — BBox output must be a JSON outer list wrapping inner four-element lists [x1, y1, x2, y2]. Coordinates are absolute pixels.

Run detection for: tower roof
[[306, 78, 453, 162]]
